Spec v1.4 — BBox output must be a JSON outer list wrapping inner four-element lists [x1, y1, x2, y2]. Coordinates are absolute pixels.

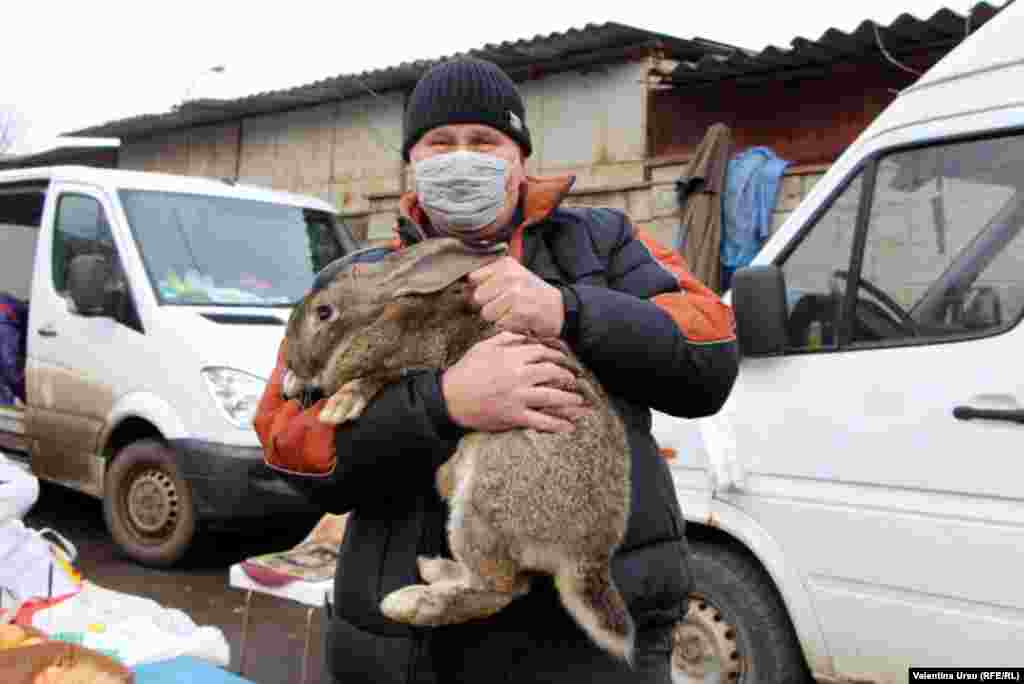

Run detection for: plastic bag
[[0, 522, 81, 610], [0, 454, 40, 523], [22, 581, 230, 668]]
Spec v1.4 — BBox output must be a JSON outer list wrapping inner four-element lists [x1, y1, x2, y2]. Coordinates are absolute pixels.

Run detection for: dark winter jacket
[[254, 175, 739, 683]]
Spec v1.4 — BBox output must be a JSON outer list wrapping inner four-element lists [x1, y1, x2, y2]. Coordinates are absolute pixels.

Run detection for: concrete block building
[[72, 4, 1001, 259]]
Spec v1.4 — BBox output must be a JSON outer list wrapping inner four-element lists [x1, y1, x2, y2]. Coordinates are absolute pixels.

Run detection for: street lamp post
[[182, 65, 227, 104]]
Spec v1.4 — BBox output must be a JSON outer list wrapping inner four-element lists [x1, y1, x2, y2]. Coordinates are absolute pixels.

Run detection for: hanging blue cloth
[[720, 147, 791, 291]]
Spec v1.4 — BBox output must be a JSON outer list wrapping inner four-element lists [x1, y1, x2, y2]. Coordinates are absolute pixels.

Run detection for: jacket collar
[[397, 174, 576, 248]]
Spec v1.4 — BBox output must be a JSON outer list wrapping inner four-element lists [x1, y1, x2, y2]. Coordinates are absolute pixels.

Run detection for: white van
[[0, 166, 358, 566], [659, 4, 1024, 683]]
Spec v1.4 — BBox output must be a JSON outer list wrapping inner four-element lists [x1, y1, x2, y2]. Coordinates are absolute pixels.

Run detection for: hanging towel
[[720, 147, 791, 291], [675, 123, 733, 294]]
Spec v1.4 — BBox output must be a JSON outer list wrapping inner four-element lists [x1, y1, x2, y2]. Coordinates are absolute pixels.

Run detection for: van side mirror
[[66, 254, 114, 317], [732, 265, 789, 357]]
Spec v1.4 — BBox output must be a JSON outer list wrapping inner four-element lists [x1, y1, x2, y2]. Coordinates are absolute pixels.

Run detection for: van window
[[853, 136, 1024, 345], [780, 172, 864, 350], [119, 190, 345, 307], [0, 187, 45, 301], [52, 194, 115, 293], [779, 133, 1024, 352], [0, 186, 45, 227]]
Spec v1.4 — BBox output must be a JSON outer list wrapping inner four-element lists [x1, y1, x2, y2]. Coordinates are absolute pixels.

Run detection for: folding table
[[229, 564, 332, 684]]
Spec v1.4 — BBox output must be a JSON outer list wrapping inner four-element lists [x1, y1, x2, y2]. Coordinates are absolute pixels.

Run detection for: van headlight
[[201, 367, 266, 429]]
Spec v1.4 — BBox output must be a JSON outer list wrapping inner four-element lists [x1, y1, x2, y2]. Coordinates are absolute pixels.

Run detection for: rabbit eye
[[316, 304, 333, 322]]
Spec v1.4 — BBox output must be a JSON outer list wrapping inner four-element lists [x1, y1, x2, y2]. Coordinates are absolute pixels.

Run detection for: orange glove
[[255, 340, 337, 476]]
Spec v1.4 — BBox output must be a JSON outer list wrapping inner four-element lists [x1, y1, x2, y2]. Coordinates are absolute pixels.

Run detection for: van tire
[[103, 439, 197, 568], [673, 540, 811, 683]]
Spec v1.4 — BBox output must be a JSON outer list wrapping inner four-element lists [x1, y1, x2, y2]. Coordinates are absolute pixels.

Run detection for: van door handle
[[37, 325, 58, 338], [953, 405, 1024, 424]]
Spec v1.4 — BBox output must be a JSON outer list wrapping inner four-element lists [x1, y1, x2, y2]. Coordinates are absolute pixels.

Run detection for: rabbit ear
[[312, 245, 395, 293], [381, 238, 507, 298]]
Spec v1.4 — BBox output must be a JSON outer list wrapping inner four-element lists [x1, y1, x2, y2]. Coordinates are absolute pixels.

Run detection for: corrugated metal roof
[[0, 139, 120, 170], [666, 1, 1006, 87], [70, 23, 737, 140]]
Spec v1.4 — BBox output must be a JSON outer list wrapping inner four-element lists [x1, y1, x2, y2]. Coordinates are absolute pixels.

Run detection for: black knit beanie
[[402, 58, 532, 161]]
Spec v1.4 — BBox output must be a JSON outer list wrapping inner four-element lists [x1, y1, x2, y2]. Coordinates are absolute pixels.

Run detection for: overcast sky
[[2, 0, 983, 154]]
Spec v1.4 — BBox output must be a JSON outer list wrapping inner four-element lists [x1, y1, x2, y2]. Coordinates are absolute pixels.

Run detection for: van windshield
[[119, 190, 346, 306]]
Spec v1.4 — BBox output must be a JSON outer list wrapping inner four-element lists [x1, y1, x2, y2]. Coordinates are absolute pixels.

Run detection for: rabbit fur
[[283, 237, 634, 662]]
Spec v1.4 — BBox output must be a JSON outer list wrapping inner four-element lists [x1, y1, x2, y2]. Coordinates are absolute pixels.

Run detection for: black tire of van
[[673, 540, 812, 684], [103, 439, 197, 568]]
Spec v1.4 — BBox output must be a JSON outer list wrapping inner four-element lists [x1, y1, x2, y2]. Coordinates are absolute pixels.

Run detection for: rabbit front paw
[[282, 369, 304, 399], [319, 380, 371, 424]]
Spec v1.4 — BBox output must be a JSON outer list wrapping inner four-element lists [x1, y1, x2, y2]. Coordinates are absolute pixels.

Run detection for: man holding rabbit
[[255, 57, 738, 683]]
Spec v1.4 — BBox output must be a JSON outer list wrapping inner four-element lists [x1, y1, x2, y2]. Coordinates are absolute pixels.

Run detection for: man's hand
[[441, 332, 587, 433], [469, 257, 564, 338]]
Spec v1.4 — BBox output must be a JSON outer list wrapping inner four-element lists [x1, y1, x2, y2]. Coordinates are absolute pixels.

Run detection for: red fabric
[[12, 592, 78, 628], [254, 340, 337, 476], [634, 227, 737, 344]]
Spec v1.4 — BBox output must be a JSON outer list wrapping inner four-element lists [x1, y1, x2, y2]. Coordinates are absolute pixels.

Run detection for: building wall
[[188, 122, 242, 180], [524, 61, 648, 188], [361, 60, 654, 242], [118, 130, 192, 175], [622, 158, 826, 259], [649, 52, 943, 166], [0, 147, 118, 171], [238, 105, 334, 196], [118, 62, 652, 238], [116, 57, 825, 288]]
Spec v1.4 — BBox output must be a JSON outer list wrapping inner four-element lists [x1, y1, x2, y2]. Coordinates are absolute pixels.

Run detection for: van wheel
[[672, 541, 811, 684], [103, 439, 197, 567]]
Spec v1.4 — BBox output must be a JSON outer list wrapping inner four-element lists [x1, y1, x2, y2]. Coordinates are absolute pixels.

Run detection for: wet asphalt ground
[[24, 481, 329, 684]]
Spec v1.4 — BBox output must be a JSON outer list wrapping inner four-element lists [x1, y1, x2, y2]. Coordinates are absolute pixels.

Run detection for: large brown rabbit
[[283, 237, 634, 662]]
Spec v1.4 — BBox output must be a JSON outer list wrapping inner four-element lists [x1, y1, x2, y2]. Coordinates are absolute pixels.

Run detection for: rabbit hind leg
[[380, 577, 522, 627], [416, 555, 519, 589], [381, 516, 528, 626], [379, 556, 527, 627], [441, 505, 531, 615], [417, 556, 464, 584]]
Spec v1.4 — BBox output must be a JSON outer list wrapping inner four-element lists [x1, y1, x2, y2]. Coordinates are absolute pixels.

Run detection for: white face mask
[[413, 151, 509, 235]]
